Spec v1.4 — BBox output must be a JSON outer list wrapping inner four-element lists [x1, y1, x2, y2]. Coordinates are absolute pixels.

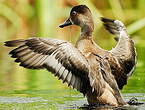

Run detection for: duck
[[4, 5, 136, 106]]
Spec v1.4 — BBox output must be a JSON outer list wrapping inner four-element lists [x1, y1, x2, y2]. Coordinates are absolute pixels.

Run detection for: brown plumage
[[4, 5, 136, 106]]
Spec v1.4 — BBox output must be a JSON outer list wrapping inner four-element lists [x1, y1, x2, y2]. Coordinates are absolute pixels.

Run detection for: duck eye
[[72, 11, 77, 15]]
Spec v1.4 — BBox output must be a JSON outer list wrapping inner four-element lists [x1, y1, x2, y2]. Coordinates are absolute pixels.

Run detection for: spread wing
[[4, 38, 90, 94], [101, 17, 136, 89]]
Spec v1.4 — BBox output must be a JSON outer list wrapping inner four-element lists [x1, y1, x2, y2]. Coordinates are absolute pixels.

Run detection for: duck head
[[59, 5, 94, 36]]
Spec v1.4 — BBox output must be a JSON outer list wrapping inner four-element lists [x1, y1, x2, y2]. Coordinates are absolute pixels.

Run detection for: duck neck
[[80, 24, 94, 39]]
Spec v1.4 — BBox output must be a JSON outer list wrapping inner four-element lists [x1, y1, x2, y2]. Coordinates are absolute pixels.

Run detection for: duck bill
[[59, 18, 72, 28]]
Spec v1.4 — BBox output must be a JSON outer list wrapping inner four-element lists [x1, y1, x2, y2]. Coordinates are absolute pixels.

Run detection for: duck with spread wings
[[4, 5, 136, 106]]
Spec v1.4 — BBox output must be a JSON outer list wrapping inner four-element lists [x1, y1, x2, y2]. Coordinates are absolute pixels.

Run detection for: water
[[0, 45, 145, 110]]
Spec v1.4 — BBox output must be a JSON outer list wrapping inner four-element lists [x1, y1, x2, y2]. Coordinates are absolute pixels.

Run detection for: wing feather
[[101, 17, 136, 89], [5, 38, 90, 94]]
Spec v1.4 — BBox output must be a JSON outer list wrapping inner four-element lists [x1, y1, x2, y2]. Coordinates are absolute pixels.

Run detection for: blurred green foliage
[[0, 0, 145, 40]]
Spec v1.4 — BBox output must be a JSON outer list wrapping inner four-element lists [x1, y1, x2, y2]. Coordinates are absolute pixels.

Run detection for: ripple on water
[[0, 96, 48, 104], [123, 93, 145, 101], [0, 94, 145, 110]]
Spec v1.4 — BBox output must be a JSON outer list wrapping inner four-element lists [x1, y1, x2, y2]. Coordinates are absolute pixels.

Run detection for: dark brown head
[[59, 5, 94, 29]]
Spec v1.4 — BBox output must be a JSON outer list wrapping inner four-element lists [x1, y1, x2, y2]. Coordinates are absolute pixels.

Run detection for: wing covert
[[101, 17, 136, 89], [5, 38, 90, 94]]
